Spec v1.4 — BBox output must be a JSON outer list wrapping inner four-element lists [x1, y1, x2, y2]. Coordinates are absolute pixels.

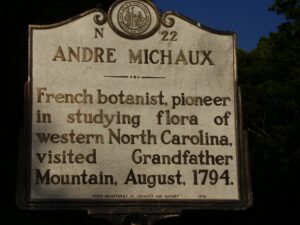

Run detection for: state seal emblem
[[118, 1, 151, 34], [109, 0, 160, 39]]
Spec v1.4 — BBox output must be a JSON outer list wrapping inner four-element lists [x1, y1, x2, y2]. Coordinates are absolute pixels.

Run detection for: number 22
[[161, 31, 178, 41]]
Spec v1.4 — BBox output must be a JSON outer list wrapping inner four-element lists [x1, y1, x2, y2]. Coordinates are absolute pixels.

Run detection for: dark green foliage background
[[238, 0, 299, 212], [2, 0, 299, 224]]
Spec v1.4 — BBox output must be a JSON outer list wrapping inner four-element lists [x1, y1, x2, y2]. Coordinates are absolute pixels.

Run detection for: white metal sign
[[23, 0, 251, 210]]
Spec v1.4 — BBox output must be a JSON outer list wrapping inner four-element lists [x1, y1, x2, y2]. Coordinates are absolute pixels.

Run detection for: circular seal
[[117, 1, 151, 35]]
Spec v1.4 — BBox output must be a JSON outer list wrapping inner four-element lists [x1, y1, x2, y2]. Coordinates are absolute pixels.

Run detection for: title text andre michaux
[[52, 46, 215, 66]]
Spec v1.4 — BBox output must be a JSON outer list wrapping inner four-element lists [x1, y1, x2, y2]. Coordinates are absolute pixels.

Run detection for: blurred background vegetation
[[238, 0, 299, 213]]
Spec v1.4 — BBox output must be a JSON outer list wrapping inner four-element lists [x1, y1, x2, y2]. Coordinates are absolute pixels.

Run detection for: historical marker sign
[[20, 0, 251, 213]]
